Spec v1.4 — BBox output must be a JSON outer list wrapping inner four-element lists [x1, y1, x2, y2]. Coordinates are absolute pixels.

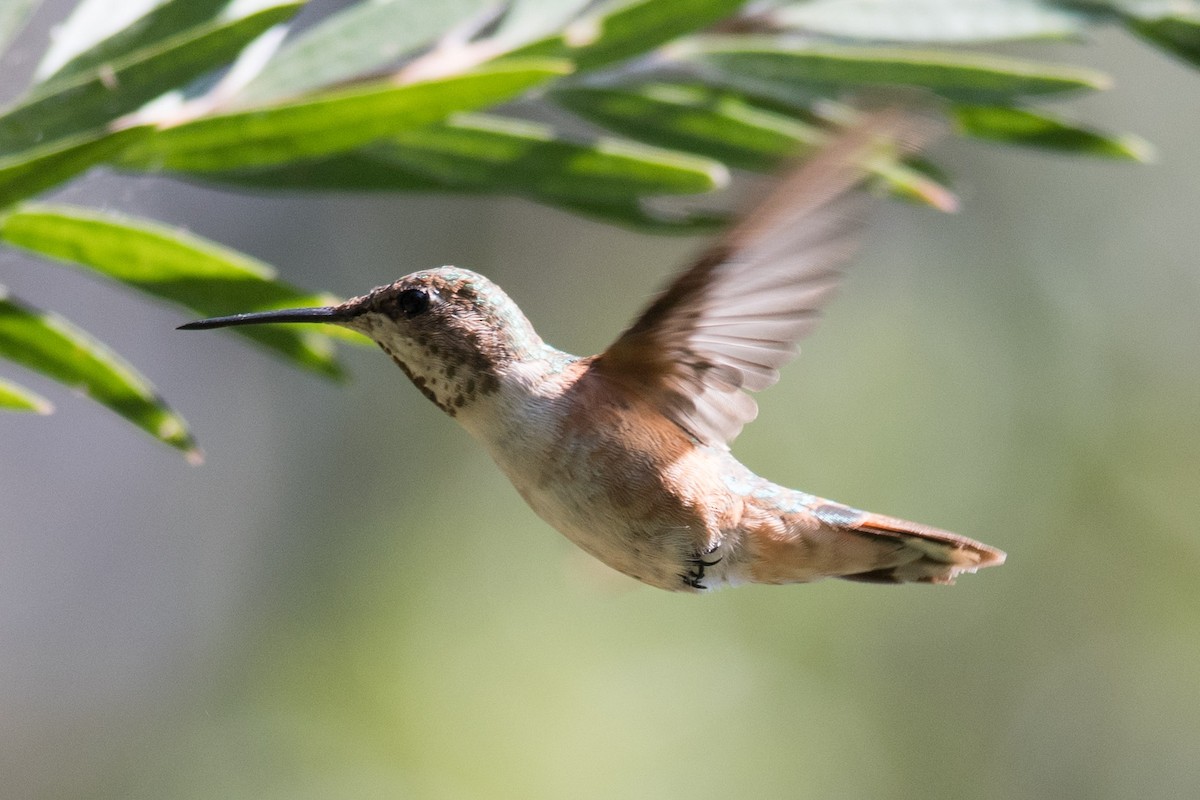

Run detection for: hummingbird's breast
[[465, 358, 746, 591]]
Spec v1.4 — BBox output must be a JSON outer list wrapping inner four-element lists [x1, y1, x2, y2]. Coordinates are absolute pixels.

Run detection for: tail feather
[[839, 511, 1006, 585]]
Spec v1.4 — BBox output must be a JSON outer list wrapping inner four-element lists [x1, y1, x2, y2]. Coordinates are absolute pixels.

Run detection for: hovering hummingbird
[[181, 111, 1005, 591]]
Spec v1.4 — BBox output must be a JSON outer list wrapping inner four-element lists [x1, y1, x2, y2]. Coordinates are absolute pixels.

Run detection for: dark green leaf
[[553, 83, 958, 210], [0, 288, 198, 457], [120, 60, 572, 171], [509, 0, 746, 70], [374, 113, 726, 201], [236, 0, 491, 103], [0, 204, 351, 376], [772, 0, 1092, 43], [953, 104, 1153, 160], [36, 0, 230, 88], [676, 36, 1111, 102], [0, 126, 152, 209], [0, 376, 52, 414], [1126, 13, 1200, 68], [0, 2, 303, 152]]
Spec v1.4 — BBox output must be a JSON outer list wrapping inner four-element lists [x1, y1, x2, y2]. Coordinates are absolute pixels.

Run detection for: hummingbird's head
[[180, 267, 549, 417]]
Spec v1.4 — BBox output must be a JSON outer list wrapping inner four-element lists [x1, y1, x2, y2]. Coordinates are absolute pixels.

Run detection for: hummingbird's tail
[[742, 501, 1005, 586], [834, 511, 1006, 585]]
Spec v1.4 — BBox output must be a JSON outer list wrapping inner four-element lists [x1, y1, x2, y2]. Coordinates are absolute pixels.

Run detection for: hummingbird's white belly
[[461, 382, 742, 591]]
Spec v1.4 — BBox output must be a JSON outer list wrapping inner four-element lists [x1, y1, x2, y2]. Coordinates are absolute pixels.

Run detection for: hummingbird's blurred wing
[[594, 109, 941, 448]]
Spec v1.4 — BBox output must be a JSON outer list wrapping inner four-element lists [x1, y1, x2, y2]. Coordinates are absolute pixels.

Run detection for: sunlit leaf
[[0, 1, 302, 152], [0, 204, 351, 376], [120, 60, 572, 171], [509, 0, 746, 69], [953, 104, 1153, 160], [553, 83, 957, 210], [235, 0, 491, 103], [36, 0, 230, 87], [0, 126, 151, 210], [675, 37, 1111, 102], [0, 375, 52, 414], [773, 0, 1092, 43], [0, 288, 198, 457]]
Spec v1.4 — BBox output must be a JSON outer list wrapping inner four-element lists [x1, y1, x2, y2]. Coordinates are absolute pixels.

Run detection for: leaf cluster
[[0, 0, 1196, 454]]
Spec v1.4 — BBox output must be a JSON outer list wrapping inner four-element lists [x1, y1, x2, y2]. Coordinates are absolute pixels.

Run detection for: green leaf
[[772, 0, 1092, 43], [509, 0, 747, 69], [0, 1, 303, 153], [553, 82, 823, 171], [0, 204, 349, 376], [120, 59, 572, 171], [1126, 13, 1200, 68], [0, 287, 198, 457], [0, 0, 40, 55], [36, 0, 230, 87], [0, 126, 152, 210], [675, 37, 1111, 102], [236, 0, 491, 104], [374, 113, 726, 201], [0, 376, 53, 414], [953, 104, 1154, 160], [190, 112, 727, 226], [552, 83, 958, 210]]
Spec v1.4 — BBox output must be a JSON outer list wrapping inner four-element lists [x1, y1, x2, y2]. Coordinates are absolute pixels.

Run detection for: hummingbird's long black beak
[[178, 306, 350, 330]]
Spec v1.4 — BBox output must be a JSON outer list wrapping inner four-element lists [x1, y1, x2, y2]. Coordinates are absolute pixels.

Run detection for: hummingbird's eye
[[397, 288, 431, 317]]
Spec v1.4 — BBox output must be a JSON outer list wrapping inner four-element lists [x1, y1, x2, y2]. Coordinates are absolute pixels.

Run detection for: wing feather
[[594, 108, 942, 446]]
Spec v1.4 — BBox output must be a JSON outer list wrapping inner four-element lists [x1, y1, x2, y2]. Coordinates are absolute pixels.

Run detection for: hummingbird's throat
[[374, 339, 500, 418]]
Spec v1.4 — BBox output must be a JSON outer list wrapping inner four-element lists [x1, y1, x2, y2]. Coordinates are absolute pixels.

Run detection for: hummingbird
[[181, 110, 1005, 592]]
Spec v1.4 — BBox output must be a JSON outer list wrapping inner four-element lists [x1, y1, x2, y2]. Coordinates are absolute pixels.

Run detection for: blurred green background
[[3, 6, 1199, 800]]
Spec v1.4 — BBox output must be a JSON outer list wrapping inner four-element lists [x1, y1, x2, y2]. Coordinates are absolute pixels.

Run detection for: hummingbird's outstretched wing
[[594, 109, 942, 448]]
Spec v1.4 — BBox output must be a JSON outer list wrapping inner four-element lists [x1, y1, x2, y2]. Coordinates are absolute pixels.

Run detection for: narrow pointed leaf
[[236, 0, 491, 104], [773, 0, 1092, 43], [0, 2, 303, 153], [120, 60, 572, 171], [1126, 13, 1200, 68], [0, 204, 349, 376], [0, 376, 53, 414], [0, 0, 40, 55], [552, 83, 957, 209], [676, 37, 1111, 102], [0, 126, 152, 210], [509, 0, 746, 70], [36, 0, 230, 88], [953, 104, 1153, 160], [372, 114, 726, 201], [0, 289, 198, 456]]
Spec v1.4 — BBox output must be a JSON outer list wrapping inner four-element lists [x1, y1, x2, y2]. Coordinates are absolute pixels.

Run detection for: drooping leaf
[[119, 59, 572, 171], [675, 36, 1111, 102], [0, 288, 198, 457], [192, 112, 728, 228], [35, 0, 230, 87], [374, 113, 726, 201], [509, 0, 747, 69], [953, 104, 1153, 160], [1126, 13, 1200, 67], [0, 204, 352, 376], [0, 375, 52, 414], [235, 0, 491, 104], [772, 0, 1092, 43], [553, 82, 820, 171], [0, 1, 303, 153], [552, 83, 958, 210], [0, 126, 152, 210]]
